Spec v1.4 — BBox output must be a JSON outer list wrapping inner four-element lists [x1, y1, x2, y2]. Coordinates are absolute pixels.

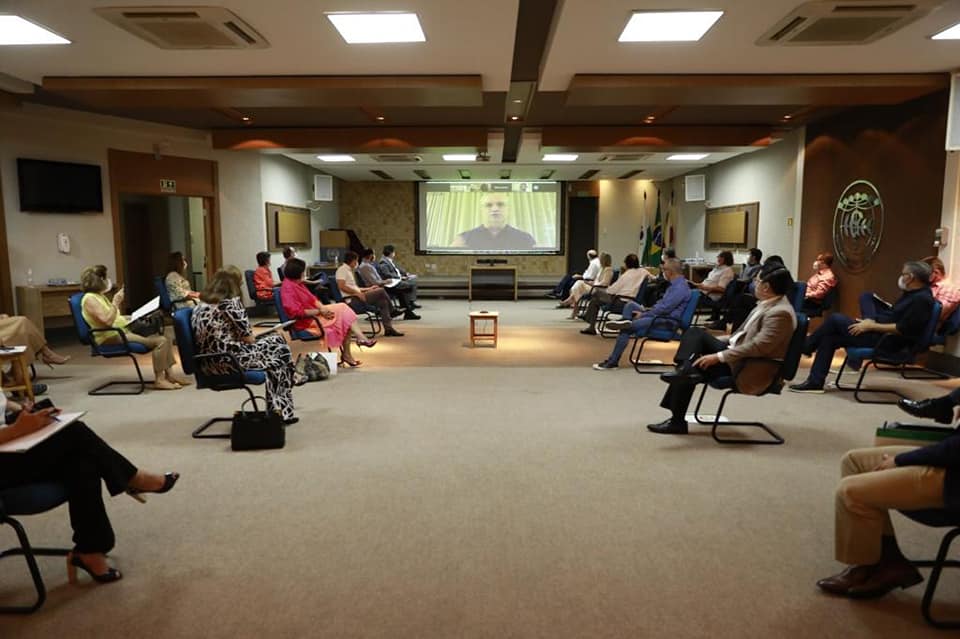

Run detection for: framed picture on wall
[[265, 202, 311, 251], [705, 202, 759, 249]]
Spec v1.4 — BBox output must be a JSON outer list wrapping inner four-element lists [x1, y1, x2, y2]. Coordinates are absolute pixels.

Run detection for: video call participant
[[451, 192, 536, 250]]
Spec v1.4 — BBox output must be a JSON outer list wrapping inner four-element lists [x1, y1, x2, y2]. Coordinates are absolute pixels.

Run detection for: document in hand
[[383, 278, 402, 288], [257, 320, 296, 337], [0, 411, 87, 453], [131, 296, 161, 322]]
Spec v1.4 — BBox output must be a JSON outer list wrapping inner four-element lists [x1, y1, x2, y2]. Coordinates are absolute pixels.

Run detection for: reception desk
[[468, 266, 518, 302]]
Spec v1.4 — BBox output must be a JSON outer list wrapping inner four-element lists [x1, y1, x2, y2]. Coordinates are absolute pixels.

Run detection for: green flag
[[645, 192, 663, 266]]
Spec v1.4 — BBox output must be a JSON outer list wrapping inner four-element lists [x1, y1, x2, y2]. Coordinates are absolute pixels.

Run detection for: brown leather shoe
[[816, 565, 874, 595], [845, 562, 923, 599]]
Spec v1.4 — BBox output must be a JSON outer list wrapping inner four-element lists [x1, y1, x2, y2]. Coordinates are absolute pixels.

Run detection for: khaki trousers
[[101, 332, 175, 375], [836, 446, 945, 565]]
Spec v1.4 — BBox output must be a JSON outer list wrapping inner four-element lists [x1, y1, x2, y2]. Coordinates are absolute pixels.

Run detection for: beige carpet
[[1, 300, 959, 638]]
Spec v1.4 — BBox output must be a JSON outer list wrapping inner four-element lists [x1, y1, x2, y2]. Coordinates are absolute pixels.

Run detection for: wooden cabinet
[[16, 285, 82, 334], [468, 266, 518, 302]]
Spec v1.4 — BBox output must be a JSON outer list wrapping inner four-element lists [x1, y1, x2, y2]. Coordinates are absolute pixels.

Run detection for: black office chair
[[691, 314, 809, 445], [900, 508, 960, 629], [0, 484, 70, 614]]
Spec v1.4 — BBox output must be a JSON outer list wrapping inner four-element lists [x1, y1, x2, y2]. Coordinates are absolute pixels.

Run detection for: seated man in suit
[[377, 244, 420, 307], [789, 261, 934, 393], [593, 257, 690, 370], [816, 390, 960, 599], [647, 262, 797, 435], [579, 253, 652, 335], [356, 248, 419, 320]]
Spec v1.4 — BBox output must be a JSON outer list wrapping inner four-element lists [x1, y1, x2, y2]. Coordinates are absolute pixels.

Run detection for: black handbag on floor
[[230, 399, 285, 451]]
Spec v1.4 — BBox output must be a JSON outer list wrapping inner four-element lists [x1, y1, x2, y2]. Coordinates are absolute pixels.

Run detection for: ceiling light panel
[[543, 154, 579, 161], [933, 22, 960, 40], [667, 153, 709, 161], [0, 16, 70, 45], [326, 12, 425, 44], [317, 154, 355, 162], [442, 154, 477, 162], [619, 11, 723, 42]]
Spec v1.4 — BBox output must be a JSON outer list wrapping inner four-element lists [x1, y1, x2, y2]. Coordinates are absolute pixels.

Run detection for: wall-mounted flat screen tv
[[17, 158, 104, 213]]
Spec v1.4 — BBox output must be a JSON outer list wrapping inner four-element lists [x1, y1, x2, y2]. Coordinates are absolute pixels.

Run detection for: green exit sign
[[160, 179, 177, 193]]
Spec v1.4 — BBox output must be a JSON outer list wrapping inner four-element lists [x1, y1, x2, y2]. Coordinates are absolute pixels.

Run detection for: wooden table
[[469, 311, 499, 347], [468, 266, 517, 302], [16, 285, 83, 334], [0, 347, 34, 402]]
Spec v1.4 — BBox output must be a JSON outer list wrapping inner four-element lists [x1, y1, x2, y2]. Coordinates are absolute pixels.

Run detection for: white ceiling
[[0, 0, 519, 89], [540, 0, 960, 90]]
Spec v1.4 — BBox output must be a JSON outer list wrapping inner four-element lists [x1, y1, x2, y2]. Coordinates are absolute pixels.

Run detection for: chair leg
[[833, 359, 904, 404], [193, 387, 264, 439], [913, 527, 960, 629], [88, 354, 147, 396], [0, 516, 69, 614], [630, 338, 674, 373], [694, 387, 784, 445]]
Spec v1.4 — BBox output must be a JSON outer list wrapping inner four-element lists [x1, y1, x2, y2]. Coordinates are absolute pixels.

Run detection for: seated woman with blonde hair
[[79, 265, 190, 390], [280, 258, 370, 367], [192, 266, 302, 424], [560, 252, 613, 318]]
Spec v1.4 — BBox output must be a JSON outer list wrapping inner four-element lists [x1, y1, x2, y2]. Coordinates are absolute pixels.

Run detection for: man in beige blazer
[[648, 263, 798, 435]]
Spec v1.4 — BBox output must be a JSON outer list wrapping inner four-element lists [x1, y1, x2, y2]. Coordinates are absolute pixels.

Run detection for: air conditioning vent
[[598, 153, 652, 162], [757, 1, 936, 46], [94, 6, 269, 49], [371, 154, 423, 163], [618, 170, 644, 179]]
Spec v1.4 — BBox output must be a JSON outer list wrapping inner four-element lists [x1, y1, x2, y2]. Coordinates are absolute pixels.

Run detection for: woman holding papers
[[192, 267, 301, 424], [0, 403, 180, 584], [80, 265, 190, 391]]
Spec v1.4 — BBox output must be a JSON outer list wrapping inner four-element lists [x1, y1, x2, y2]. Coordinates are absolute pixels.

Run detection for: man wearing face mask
[[790, 261, 934, 393]]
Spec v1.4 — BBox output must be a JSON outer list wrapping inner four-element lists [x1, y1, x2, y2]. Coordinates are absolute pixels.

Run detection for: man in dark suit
[[377, 244, 420, 308], [648, 262, 798, 435]]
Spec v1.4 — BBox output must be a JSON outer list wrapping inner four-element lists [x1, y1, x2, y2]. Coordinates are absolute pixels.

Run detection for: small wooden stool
[[469, 311, 499, 347], [0, 347, 34, 403]]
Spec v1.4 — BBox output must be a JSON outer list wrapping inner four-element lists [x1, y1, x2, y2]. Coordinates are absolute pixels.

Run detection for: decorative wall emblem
[[832, 180, 884, 273]]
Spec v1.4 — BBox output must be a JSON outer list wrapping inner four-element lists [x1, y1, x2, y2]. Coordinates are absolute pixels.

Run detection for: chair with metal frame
[[690, 313, 809, 445], [899, 508, 960, 629], [834, 301, 942, 404], [628, 290, 702, 374], [900, 306, 960, 381], [693, 277, 739, 327], [154, 275, 188, 317], [804, 284, 839, 318], [573, 268, 619, 319], [355, 268, 403, 314], [325, 278, 383, 338], [171, 307, 268, 439], [0, 484, 70, 614], [68, 292, 149, 395], [243, 269, 280, 328], [272, 287, 329, 346], [597, 279, 649, 338]]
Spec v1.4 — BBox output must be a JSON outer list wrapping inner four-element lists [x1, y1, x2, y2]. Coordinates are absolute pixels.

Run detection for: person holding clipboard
[[0, 397, 180, 584]]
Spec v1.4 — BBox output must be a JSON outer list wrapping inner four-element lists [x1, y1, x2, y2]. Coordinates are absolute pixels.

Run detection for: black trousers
[[0, 421, 137, 553], [584, 291, 626, 329], [345, 289, 394, 330], [660, 328, 732, 422]]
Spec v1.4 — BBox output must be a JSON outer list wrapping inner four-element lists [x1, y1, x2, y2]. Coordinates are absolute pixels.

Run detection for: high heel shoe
[[344, 359, 362, 368], [126, 472, 180, 504], [40, 353, 71, 369], [356, 338, 377, 348], [67, 552, 122, 584]]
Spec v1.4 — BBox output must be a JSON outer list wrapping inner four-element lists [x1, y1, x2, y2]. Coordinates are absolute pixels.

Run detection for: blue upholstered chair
[[628, 290, 702, 374], [899, 508, 960, 629], [154, 275, 187, 316], [243, 269, 279, 328], [804, 284, 838, 318], [172, 307, 267, 439], [0, 484, 70, 614], [690, 314, 809, 445], [573, 268, 619, 319], [597, 280, 648, 337], [325, 278, 382, 338], [68, 292, 148, 395], [834, 301, 942, 404], [789, 281, 806, 314]]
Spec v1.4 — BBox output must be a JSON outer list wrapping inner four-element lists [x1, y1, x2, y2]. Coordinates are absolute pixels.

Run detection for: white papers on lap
[[0, 411, 86, 453], [130, 296, 160, 322], [0, 346, 27, 355], [383, 278, 402, 288], [257, 320, 295, 336]]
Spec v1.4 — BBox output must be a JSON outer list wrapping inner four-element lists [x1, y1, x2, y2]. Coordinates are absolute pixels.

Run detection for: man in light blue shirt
[[593, 258, 691, 370]]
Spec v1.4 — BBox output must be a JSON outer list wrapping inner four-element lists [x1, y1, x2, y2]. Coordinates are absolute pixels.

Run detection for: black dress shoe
[[390, 309, 405, 318], [646, 418, 688, 435], [659, 370, 704, 385], [898, 398, 954, 424], [412, 303, 423, 309], [788, 379, 824, 393], [403, 312, 421, 320], [816, 565, 874, 595], [283, 417, 300, 426], [845, 562, 923, 599]]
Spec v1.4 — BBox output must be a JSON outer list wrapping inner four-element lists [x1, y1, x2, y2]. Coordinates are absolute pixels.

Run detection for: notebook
[[0, 411, 87, 453], [130, 296, 160, 322]]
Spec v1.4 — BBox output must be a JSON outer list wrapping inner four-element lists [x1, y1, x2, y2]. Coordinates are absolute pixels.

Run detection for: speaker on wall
[[685, 174, 706, 202], [313, 175, 333, 201]]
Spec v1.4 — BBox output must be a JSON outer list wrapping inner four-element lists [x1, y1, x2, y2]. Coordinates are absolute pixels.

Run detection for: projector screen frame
[[414, 181, 567, 256]]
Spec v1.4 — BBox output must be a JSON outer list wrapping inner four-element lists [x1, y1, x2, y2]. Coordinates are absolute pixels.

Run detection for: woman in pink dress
[[280, 258, 373, 367]]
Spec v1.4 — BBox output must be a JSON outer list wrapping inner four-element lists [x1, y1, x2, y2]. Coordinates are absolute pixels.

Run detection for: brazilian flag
[[645, 191, 663, 267]]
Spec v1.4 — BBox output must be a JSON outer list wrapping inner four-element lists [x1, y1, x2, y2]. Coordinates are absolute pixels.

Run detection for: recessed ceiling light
[[326, 12, 425, 44], [442, 154, 477, 162], [317, 155, 356, 162], [667, 153, 709, 161], [375, 115, 385, 121], [932, 22, 960, 40], [783, 115, 792, 120], [512, 99, 523, 104], [618, 11, 723, 42], [509, 116, 520, 121], [543, 154, 579, 162], [0, 15, 70, 45]]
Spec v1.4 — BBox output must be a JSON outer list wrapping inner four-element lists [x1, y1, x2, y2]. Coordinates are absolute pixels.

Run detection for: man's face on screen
[[481, 195, 509, 231]]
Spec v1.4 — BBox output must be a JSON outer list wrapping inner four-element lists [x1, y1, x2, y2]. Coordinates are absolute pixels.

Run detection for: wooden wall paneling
[[0, 173, 12, 313]]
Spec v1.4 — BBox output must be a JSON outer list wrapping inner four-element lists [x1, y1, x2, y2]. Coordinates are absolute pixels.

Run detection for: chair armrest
[[88, 326, 133, 352], [194, 352, 265, 382]]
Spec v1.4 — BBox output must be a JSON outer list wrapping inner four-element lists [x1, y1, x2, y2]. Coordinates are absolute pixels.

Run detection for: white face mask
[[103, 278, 113, 293], [812, 262, 820, 271], [897, 275, 910, 291]]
